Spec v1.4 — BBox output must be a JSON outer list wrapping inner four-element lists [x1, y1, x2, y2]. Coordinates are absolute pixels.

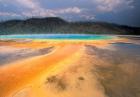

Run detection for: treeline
[[0, 17, 139, 35]]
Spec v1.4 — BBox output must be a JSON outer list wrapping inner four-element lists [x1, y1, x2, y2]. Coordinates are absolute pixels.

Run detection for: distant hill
[[0, 17, 139, 35]]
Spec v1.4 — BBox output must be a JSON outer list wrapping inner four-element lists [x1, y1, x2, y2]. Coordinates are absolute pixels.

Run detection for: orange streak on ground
[[0, 39, 128, 97], [0, 44, 83, 97], [0, 38, 128, 49], [0, 38, 132, 97]]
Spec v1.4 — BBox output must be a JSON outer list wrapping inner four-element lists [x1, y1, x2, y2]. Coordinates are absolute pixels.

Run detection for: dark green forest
[[0, 17, 139, 35]]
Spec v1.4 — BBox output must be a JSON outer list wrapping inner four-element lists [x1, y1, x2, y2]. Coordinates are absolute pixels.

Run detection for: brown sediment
[[85, 44, 140, 97], [0, 38, 139, 97], [0, 43, 83, 97]]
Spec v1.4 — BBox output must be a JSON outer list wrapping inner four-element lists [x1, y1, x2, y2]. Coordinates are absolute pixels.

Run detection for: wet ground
[[0, 36, 140, 97], [0, 46, 54, 65], [85, 41, 140, 97]]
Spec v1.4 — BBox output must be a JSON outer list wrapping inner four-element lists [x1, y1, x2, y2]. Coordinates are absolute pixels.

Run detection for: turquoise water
[[0, 34, 114, 40]]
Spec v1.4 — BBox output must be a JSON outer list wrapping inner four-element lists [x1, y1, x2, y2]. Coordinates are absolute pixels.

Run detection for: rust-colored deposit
[[0, 38, 140, 97]]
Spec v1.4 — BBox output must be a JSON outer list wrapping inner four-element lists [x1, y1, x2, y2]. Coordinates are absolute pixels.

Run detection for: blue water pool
[[0, 34, 115, 40]]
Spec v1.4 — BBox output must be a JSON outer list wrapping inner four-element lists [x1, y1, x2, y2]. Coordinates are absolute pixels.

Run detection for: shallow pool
[[0, 34, 114, 40]]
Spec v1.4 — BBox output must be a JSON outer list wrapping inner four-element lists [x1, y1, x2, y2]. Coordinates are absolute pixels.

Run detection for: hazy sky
[[0, 0, 139, 26]]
